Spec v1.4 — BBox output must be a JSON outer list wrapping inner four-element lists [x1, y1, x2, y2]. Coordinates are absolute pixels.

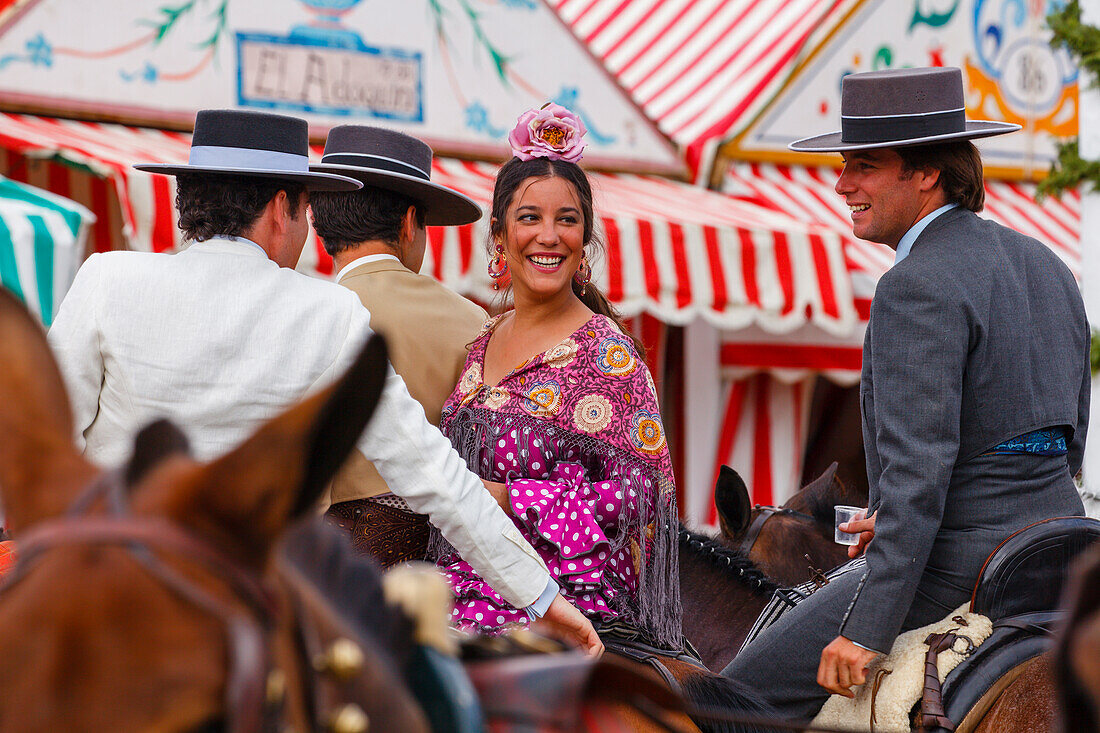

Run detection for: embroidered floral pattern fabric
[[437, 314, 682, 648]]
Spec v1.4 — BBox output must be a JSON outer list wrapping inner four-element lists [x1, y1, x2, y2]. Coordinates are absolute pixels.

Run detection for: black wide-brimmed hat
[[310, 125, 482, 226], [789, 67, 1020, 152], [134, 110, 361, 192]]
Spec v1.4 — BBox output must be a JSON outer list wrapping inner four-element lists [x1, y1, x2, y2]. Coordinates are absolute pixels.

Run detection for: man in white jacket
[[47, 109, 600, 654]]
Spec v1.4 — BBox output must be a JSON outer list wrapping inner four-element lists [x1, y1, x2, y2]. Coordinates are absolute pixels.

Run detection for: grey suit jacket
[[842, 207, 1089, 652]]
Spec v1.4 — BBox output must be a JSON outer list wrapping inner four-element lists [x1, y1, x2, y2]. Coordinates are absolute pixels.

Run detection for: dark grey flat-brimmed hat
[[789, 67, 1020, 152], [310, 125, 482, 226], [134, 110, 361, 192]]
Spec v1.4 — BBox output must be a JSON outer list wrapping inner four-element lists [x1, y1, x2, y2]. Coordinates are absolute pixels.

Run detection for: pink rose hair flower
[[508, 103, 588, 163]]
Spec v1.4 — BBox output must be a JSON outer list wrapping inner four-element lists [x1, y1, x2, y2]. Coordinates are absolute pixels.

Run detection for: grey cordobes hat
[[311, 125, 482, 226], [134, 110, 361, 192], [789, 67, 1020, 152]]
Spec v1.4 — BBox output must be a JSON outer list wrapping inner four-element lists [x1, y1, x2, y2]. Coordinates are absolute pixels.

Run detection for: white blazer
[[47, 238, 548, 607]]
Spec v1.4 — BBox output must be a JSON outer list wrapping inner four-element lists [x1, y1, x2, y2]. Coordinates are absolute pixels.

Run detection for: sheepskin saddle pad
[[812, 604, 992, 733]]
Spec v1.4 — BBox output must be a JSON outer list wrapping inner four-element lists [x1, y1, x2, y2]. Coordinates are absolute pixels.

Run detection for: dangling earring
[[488, 240, 508, 289], [574, 253, 591, 296]]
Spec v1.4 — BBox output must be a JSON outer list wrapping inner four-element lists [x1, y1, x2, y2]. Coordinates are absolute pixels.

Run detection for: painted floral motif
[[597, 336, 637, 377], [630, 410, 666, 454], [459, 363, 482, 395], [573, 394, 613, 433], [545, 338, 578, 369], [522, 380, 562, 417], [483, 386, 510, 410]]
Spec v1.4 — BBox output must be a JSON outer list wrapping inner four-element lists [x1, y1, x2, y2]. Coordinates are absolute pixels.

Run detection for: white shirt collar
[[335, 253, 402, 282], [185, 235, 269, 259], [894, 203, 957, 266]]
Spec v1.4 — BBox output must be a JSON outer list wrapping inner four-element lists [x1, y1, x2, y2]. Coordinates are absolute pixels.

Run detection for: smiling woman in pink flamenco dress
[[431, 104, 682, 650]]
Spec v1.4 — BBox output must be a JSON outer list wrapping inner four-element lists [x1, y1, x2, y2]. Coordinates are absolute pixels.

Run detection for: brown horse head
[[714, 462, 867, 587], [1058, 545, 1100, 731], [0, 287, 427, 732]]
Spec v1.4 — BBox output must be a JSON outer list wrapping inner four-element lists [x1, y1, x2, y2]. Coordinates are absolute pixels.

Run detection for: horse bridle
[[0, 472, 280, 733], [737, 504, 817, 556]]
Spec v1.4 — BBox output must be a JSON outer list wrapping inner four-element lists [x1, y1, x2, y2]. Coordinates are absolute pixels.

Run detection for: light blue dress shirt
[[893, 203, 957, 266], [525, 578, 561, 619], [222, 235, 267, 255]]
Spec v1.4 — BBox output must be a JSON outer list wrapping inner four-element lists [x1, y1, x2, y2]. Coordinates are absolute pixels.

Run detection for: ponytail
[[572, 279, 646, 359]]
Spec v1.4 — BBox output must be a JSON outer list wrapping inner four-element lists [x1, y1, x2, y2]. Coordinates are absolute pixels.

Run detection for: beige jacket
[[330, 255, 488, 505]]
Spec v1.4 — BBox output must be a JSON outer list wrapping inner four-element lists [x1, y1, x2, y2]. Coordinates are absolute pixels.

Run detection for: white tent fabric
[[0, 175, 93, 325]]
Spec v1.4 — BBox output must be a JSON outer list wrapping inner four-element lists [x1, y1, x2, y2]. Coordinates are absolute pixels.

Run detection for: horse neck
[[678, 531, 774, 671]]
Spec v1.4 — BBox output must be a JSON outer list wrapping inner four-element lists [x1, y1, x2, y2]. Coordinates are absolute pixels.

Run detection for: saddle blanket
[[812, 603, 992, 733], [739, 557, 866, 655]]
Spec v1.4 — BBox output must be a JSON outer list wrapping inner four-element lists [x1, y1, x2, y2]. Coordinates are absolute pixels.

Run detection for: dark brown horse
[[677, 462, 1089, 732], [679, 463, 864, 671]]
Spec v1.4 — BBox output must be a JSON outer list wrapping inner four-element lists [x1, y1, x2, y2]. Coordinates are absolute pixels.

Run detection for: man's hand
[[481, 479, 513, 516], [840, 510, 875, 559], [535, 594, 604, 657], [818, 636, 878, 697]]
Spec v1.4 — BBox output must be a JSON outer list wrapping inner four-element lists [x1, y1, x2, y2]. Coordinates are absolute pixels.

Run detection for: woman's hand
[[536, 594, 604, 657], [840, 510, 875, 559], [481, 479, 513, 516]]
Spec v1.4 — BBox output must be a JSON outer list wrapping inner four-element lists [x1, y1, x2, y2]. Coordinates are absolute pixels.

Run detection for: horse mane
[[278, 519, 415, 668], [678, 524, 777, 596], [680, 673, 783, 733]]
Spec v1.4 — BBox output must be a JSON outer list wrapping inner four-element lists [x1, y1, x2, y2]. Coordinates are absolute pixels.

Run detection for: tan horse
[[0, 286, 433, 731]]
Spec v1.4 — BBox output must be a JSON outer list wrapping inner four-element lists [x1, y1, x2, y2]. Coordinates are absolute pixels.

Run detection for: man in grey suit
[[723, 67, 1089, 717]]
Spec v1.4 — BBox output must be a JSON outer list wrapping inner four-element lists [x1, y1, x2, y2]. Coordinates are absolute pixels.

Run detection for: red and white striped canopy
[[547, 0, 856, 169], [0, 113, 861, 336]]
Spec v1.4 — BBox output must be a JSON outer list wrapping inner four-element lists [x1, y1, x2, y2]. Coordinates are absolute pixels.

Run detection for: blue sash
[[984, 428, 1068, 457]]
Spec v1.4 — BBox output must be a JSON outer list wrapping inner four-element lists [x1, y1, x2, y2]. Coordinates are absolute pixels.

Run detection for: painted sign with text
[[736, 0, 1077, 173], [0, 0, 679, 172]]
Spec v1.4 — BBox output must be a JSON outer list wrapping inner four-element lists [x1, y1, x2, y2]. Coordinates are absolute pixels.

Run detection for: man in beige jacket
[[311, 125, 488, 567]]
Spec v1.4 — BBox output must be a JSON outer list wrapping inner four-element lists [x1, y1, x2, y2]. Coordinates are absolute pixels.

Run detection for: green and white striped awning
[[0, 175, 93, 326]]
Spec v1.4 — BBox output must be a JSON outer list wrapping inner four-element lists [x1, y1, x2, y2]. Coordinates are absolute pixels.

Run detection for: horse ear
[[714, 465, 752, 539], [125, 419, 192, 487], [801, 462, 839, 498], [147, 334, 390, 564], [0, 288, 97, 532], [800, 461, 861, 510]]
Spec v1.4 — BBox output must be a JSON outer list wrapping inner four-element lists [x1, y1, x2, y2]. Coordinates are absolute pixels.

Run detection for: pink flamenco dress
[[432, 313, 682, 650]]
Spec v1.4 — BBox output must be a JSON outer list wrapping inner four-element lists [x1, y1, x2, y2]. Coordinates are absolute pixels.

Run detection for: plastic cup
[[834, 505, 865, 545]]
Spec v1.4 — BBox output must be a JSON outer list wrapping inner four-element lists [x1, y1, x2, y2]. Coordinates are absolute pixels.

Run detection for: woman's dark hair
[[896, 141, 985, 212], [175, 173, 306, 242], [489, 156, 645, 357], [309, 185, 427, 256]]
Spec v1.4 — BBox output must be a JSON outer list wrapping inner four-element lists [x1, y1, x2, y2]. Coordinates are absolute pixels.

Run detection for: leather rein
[[0, 472, 281, 733], [738, 504, 818, 556]]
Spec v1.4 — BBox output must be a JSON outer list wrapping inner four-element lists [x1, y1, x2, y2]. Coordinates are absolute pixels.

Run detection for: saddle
[[927, 516, 1100, 732], [463, 643, 688, 731]]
